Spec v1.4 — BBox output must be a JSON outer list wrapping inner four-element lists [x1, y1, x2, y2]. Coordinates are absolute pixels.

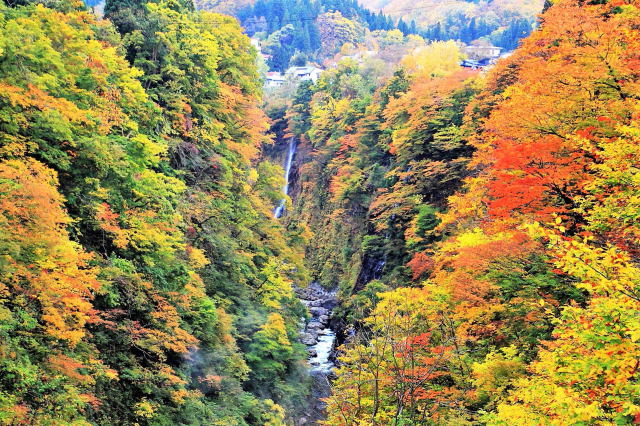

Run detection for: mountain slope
[[364, 0, 544, 48], [283, 0, 640, 423], [363, 0, 545, 25]]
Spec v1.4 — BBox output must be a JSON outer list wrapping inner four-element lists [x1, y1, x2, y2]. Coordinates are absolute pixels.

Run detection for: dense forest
[[0, 0, 310, 423], [371, 0, 540, 49], [1, 0, 640, 425], [197, 0, 534, 72], [284, 0, 640, 423]]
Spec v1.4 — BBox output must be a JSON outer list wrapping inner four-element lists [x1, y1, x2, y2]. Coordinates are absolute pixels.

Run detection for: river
[[297, 283, 338, 424]]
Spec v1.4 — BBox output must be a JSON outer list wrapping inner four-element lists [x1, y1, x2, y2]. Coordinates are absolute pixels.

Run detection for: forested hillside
[[283, 0, 640, 423], [1, 0, 640, 425], [197, 0, 419, 71], [0, 0, 311, 423], [365, 0, 543, 48]]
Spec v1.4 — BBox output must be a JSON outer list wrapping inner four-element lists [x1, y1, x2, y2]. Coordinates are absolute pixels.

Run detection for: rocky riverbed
[[295, 283, 339, 425]]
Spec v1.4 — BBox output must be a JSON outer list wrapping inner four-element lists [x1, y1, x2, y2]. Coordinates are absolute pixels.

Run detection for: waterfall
[[274, 138, 297, 219]]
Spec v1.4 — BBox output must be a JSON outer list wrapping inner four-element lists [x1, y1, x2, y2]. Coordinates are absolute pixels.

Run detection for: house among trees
[[284, 66, 323, 83], [265, 71, 286, 87], [461, 59, 486, 69], [265, 66, 323, 88], [461, 43, 503, 69], [463, 44, 502, 60]]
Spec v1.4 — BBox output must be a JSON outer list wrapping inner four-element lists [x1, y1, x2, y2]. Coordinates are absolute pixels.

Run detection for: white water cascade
[[297, 283, 338, 424], [310, 329, 336, 373], [274, 138, 297, 219]]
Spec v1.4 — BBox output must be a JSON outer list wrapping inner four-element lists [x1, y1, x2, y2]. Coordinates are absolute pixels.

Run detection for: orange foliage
[[407, 252, 434, 281], [470, 0, 640, 230], [383, 69, 477, 159], [48, 354, 95, 385], [0, 158, 99, 345], [0, 83, 87, 123]]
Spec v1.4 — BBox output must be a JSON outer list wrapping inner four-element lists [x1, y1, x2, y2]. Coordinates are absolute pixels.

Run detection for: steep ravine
[[296, 283, 339, 425], [270, 137, 339, 424]]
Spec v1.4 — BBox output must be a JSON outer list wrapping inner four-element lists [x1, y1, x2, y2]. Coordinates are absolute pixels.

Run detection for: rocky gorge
[[295, 283, 339, 424]]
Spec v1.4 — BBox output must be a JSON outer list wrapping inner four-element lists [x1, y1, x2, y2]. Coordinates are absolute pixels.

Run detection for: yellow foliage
[[0, 159, 99, 345], [134, 398, 157, 419], [262, 313, 291, 348], [401, 40, 464, 78], [472, 346, 524, 409], [490, 224, 640, 424]]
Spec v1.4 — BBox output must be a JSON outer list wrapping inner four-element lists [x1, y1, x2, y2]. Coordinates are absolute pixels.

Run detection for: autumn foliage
[[3, 0, 640, 423], [297, 0, 640, 424], [0, 0, 308, 423]]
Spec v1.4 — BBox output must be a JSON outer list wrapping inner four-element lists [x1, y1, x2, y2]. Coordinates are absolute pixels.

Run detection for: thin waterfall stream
[[274, 138, 297, 218], [272, 138, 337, 424]]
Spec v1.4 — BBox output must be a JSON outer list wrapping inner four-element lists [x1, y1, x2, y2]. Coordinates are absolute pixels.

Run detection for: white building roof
[[285, 66, 323, 76]]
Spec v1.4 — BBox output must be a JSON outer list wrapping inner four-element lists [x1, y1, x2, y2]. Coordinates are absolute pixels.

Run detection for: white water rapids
[[298, 284, 338, 424], [310, 329, 336, 373]]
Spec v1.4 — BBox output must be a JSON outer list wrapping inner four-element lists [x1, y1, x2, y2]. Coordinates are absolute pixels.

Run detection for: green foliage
[[287, 50, 479, 300], [213, 0, 415, 71], [0, 0, 310, 423]]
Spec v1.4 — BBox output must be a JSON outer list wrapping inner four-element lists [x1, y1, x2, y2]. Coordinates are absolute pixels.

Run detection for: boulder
[[306, 321, 323, 330], [322, 299, 338, 310], [300, 332, 318, 346], [309, 307, 328, 317], [308, 349, 318, 357]]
